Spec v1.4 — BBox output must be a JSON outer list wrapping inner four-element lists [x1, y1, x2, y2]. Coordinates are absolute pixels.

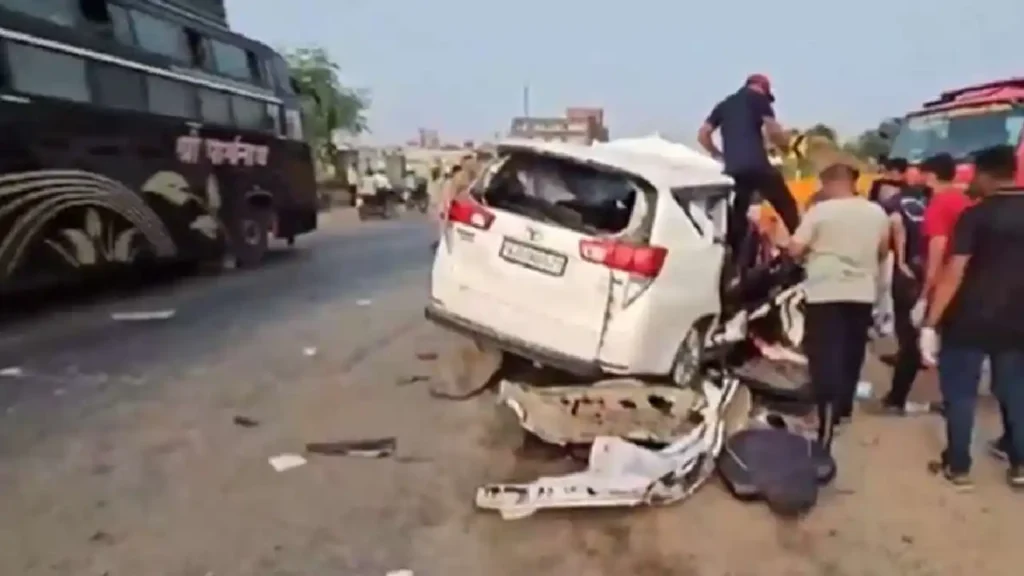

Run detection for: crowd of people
[[699, 74, 1024, 491]]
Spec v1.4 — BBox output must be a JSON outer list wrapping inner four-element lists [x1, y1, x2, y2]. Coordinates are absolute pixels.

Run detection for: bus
[[0, 0, 318, 294]]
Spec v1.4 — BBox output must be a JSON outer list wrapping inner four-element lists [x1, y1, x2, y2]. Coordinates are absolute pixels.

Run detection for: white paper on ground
[[856, 381, 874, 399], [385, 570, 414, 576], [356, 299, 372, 306], [268, 453, 307, 472], [0, 366, 24, 377], [303, 347, 318, 357], [111, 310, 176, 321]]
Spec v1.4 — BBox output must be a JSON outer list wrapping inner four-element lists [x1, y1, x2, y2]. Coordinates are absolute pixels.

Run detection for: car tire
[[670, 316, 716, 388], [228, 206, 270, 268]]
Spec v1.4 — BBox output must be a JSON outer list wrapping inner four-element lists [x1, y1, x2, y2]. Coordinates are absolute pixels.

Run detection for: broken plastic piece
[[386, 570, 413, 576], [111, 310, 176, 321], [356, 299, 372, 306], [476, 377, 741, 519], [306, 437, 396, 458], [303, 347, 318, 357], [855, 381, 873, 400], [268, 453, 307, 472], [233, 415, 259, 427]]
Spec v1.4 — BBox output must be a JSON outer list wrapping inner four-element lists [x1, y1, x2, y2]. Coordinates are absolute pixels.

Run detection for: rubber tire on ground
[[229, 207, 270, 268], [669, 316, 715, 388]]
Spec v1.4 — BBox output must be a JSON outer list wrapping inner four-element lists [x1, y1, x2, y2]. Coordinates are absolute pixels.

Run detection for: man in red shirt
[[916, 153, 973, 320]]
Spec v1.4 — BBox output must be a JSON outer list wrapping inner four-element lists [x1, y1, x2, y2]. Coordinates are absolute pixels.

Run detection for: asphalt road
[[1, 211, 1020, 576]]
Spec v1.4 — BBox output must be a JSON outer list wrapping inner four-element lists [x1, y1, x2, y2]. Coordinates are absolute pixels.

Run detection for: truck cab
[[888, 78, 1024, 186]]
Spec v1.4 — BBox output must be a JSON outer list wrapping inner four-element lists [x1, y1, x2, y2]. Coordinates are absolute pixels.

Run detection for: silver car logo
[[526, 226, 541, 242]]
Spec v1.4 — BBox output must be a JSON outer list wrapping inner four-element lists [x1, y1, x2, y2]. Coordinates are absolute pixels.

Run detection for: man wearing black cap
[[698, 74, 799, 263]]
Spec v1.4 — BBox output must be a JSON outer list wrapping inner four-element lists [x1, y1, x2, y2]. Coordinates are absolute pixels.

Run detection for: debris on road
[[415, 352, 438, 361], [475, 377, 742, 520], [111, 309, 176, 321], [356, 299, 372, 307], [303, 347, 318, 357], [386, 570, 413, 576], [0, 366, 24, 377], [88, 530, 115, 545], [268, 453, 307, 472], [305, 437, 397, 458], [397, 375, 430, 386], [856, 381, 874, 400], [233, 415, 260, 427], [428, 341, 502, 400]]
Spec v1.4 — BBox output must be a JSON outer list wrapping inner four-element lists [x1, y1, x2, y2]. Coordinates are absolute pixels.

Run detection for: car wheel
[[670, 316, 715, 388], [229, 207, 270, 268]]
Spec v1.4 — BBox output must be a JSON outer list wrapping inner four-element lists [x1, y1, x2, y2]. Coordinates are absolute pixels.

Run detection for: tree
[[284, 46, 370, 168], [804, 123, 838, 143]]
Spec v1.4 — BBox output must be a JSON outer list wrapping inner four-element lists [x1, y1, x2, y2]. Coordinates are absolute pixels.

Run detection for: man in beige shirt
[[775, 163, 890, 455]]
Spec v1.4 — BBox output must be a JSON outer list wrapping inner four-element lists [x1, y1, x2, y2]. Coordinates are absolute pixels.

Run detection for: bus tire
[[229, 206, 270, 268]]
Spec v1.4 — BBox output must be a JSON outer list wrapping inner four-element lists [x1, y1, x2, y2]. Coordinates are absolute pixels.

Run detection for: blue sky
[[226, 0, 1022, 144]]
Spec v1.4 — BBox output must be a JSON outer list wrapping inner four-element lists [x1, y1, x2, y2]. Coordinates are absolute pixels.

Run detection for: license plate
[[500, 238, 567, 276]]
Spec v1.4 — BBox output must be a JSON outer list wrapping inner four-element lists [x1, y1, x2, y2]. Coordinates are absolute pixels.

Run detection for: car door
[[430, 152, 655, 364]]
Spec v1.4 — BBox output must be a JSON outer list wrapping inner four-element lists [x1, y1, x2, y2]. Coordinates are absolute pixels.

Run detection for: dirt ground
[[1, 278, 1021, 575]]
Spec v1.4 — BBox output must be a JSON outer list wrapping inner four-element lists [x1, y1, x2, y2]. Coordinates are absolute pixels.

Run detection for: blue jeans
[[939, 346, 1024, 472]]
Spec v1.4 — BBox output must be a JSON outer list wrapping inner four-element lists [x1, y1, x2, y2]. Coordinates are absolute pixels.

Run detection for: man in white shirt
[[774, 163, 890, 455]]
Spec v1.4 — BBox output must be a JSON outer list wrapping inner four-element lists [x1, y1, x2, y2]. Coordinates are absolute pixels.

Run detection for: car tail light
[[447, 198, 495, 230], [579, 238, 667, 277]]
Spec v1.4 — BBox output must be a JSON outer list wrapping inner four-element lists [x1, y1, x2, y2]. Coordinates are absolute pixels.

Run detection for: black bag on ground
[[718, 427, 835, 517]]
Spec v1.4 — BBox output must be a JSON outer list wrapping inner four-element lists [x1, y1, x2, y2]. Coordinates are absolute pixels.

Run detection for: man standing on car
[[774, 163, 890, 453], [915, 153, 972, 323], [697, 74, 799, 264], [920, 145, 1024, 489], [877, 165, 929, 414]]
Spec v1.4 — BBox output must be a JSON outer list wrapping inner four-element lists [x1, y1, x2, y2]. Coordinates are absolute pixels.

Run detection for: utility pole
[[522, 84, 530, 117]]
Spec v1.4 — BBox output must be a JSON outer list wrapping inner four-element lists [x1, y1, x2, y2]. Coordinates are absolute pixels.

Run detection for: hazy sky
[[226, 0, 1022, 144]]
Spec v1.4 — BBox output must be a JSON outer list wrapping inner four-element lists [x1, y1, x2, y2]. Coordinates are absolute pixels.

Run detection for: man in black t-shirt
[[868, 156, 909, 205], [921, 145, 1024, 489], [697, 74, 798, 259], [878, 177, 929, 413]]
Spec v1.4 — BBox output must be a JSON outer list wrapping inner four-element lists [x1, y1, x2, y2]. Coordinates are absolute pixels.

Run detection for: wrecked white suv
[[426, 139, 731, 385]]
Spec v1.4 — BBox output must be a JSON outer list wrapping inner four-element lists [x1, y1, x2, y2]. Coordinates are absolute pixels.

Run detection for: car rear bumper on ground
[[424, 303, 604, 378]]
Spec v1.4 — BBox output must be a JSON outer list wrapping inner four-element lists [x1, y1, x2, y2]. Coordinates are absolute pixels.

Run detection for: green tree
[[805, 123, 838, 143], [284, 46, 370, 168], [844, 118, 903, 161]]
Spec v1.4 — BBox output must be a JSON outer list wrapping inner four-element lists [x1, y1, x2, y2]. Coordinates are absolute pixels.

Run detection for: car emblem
[[526, 226, 541, 241]]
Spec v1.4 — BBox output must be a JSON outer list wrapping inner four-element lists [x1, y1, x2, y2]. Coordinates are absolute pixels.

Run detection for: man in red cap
[[698, 74, 798, 267]]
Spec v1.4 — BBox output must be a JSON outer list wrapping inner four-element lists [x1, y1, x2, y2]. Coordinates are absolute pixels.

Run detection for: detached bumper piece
[[474, 377, 744, 520]]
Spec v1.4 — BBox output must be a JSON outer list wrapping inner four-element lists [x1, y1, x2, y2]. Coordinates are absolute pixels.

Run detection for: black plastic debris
[[397, 375, 430, 386], [305, 437, 397, 458], [416, 352, 438, 361], [233, 415, 259, 427]]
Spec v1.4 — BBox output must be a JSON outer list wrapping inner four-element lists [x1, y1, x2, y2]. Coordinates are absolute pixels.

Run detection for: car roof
[[496, 138, 732, 190]]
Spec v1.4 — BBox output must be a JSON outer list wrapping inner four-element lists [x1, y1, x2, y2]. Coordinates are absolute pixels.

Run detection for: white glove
[[910, 298, 927, 327], [919, 327, 939, 367]]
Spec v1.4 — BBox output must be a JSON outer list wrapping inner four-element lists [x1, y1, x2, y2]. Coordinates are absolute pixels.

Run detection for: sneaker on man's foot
[[927, 460, 974, 491], [988, 439, 1010, 462], [1007, 466, 1024, 491]]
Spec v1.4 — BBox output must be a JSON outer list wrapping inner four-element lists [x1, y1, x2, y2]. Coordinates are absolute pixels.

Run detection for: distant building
[[417, 128, 441, 149], [509, 107, 608, 144]]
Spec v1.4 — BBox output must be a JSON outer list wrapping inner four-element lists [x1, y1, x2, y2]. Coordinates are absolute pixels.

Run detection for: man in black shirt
[[868, 156, 909, 205], [697, 74, 798, 260], [921, 144, 1024, 489], [878, 172, 928, 413]]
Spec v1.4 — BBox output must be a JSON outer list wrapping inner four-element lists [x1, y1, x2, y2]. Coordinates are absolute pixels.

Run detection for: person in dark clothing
[[878, 172, 929, 414], [921, 144, 1024, 490], [697, 74, 798, 263], [868, 156, 909, 204]]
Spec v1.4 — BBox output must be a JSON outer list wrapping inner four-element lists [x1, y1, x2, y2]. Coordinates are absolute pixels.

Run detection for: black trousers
[[885, 271, 922, 407], [804, 302, 873, 452], [728, 168, 801, 257]]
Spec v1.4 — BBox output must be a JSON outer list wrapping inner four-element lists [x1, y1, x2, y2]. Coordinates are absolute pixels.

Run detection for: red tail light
[[579, 238, 667, 278], [447, 198, 495, 230]]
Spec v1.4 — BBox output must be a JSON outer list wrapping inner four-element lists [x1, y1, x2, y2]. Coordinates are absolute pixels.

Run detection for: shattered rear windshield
[[475, 153, 642, 234]]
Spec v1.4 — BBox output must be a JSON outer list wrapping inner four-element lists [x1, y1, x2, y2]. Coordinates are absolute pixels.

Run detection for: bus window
[[265, 103, 283, 136], [129, 10, 186, 61], [284, 108, 302, 140], [231, 95, 268, 130], [245, 50, 263, 85], [0, 0, 76, 27], [147, 76, 196, 119], [211, 39, 249, 81], [6, 42, 89, 103], [198, 88, 230, 124], [107, 3, 134, 44], [184, 28, 209, 69], [271, 55, 294, 95], [92, 62, 145, 112]]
